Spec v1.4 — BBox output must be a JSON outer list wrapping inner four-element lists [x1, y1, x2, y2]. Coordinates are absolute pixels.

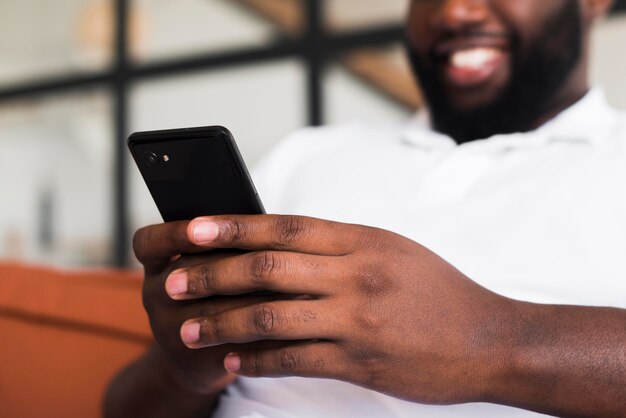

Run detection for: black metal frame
[[0, 0, 624, 266]]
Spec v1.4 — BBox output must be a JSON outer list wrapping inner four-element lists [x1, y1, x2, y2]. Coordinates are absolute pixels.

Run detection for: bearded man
[[106, 1, 626, 417]]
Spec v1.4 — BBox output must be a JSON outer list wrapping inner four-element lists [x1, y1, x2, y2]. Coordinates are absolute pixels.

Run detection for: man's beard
[[407, 2, 583, 144]]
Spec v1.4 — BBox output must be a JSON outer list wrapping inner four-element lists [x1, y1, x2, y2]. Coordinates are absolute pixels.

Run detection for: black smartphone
[[128, 126, 265, 222]]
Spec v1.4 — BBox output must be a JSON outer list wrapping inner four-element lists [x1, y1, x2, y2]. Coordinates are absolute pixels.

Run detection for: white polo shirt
[[213, 88, 626, 418]]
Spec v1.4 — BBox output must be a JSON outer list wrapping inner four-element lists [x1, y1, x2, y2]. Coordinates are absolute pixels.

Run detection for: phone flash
[[162, 155, 170, 162]]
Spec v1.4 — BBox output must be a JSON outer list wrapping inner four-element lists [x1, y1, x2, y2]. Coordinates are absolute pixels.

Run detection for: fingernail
[[224, 353, 241, 373], [181, 322, 201, 346], [165, 270, 188, 298], [191, 220, 219, 245]]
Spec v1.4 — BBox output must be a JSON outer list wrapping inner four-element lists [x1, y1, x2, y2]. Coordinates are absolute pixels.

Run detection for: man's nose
[[432, 0, 490, 32]]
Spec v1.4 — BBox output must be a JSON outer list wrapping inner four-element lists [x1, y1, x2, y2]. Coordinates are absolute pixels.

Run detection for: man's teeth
[[450, 48, 500, 69]]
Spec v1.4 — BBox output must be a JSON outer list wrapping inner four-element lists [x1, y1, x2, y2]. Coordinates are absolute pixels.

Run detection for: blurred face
[[406, 0, 584, 142]]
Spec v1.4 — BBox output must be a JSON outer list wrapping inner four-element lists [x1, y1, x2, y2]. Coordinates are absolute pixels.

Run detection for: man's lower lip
[[442, 54, 505, 88]]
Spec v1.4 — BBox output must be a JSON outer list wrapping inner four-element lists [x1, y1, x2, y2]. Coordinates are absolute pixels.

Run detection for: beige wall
[[591, 14, 626, 110]]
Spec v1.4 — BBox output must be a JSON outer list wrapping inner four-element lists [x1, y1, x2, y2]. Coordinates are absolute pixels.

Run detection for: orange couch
[[0, 262, 152, 418]]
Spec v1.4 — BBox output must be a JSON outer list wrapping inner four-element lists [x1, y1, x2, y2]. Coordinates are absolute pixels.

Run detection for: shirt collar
[[401, 86, 617, 150], [536, 86, 616, 145]]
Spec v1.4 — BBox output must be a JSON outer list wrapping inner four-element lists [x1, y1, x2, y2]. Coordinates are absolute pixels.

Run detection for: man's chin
[[439, 75, 510, 113], [442, 89, 504, 113], [428, 90, 521, 143]]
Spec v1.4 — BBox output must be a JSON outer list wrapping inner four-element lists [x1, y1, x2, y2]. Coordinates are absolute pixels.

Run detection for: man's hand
[[133, 220, 295, 395], [133, 214, 626, 417], [157, 214, 512, 404]]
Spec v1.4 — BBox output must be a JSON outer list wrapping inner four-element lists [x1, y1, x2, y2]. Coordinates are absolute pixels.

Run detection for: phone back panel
[[128, 126, 265, 222]]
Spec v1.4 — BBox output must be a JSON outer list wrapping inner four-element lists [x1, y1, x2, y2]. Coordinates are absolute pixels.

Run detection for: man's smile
[[433, 35, 511, 89]]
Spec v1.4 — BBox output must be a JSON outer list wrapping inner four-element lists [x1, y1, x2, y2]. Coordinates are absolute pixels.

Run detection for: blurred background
[[1, 0, 625, 268]]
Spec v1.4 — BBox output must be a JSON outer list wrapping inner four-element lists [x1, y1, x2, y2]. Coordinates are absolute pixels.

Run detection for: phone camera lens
[[144, 152, 159, 167]]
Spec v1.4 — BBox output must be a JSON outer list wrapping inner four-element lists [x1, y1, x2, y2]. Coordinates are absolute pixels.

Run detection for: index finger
[[189, 215, 359, 256], [133, 220, 208, 273]]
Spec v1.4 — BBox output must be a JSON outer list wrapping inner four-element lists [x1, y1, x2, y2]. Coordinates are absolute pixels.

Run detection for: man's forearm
[[104, 345, 222, 418], [487, 302, 626, 417]]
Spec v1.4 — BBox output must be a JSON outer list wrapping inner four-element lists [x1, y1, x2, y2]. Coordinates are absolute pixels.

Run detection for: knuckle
[[202, 318, 220, 342], [250, 352, 261, 376], [299, 308, 317, 323], [189, 265, 214, 295], [273, 216, 306, 248], [279, 349, 300, 371], [355, 267, 390, 295], [252, 251, 279, 284], [252, 304, 277, 335], [227, 219, 246, 245]]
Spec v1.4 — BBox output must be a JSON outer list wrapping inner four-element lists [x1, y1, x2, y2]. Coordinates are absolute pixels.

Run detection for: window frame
[[0, 0, 624, 266]]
